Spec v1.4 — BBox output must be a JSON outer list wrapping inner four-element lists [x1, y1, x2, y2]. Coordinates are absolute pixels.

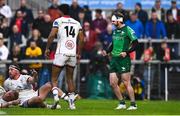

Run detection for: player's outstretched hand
[[45, 49, 50, 59]]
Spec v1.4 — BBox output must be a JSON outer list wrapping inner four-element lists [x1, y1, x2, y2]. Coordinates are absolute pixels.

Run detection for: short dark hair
[[171, 0, 176, 4], [113, 11, 124, 18], [95, 9, 102, 14], [136, 2, 142, 8], [12, 90, 19, 100], [58, 4, 70, 15]]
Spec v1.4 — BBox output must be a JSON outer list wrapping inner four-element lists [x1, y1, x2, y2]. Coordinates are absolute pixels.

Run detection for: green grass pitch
[[1, 99, 180, 115]]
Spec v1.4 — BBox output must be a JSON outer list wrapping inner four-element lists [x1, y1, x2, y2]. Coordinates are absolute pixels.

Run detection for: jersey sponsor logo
[[121, 31, 125, 34], [121, 67, 126, 71], [65, 40, 75, 50], [53, 21, 59, 27]]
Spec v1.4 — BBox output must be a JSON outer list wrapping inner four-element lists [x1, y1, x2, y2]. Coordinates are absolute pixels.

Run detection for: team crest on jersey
[[65, 40, 75, 50]]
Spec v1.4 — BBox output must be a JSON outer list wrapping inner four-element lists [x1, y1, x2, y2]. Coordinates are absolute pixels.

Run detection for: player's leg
[[109, 72, 126, 109], [51, 65, 63, 102], [66, 65, 76, 109], [23, 82, 52, 108], [121, 72, 137, 110]]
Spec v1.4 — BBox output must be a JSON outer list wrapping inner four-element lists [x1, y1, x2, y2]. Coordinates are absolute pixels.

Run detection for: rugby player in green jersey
[[102, 11, 138, 110]]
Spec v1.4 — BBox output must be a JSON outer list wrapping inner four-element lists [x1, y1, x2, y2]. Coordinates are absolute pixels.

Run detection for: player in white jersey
[[3, 64, 69, 108], [45, 4, 84, 110], [0, 89, 19, 108], [3, 65, 34, 91]]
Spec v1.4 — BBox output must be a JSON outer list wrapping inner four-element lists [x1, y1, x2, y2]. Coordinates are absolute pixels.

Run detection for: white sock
[[61, 93, 69, 101], [52, 87, 59, 102], [69, 92, 75, 101]]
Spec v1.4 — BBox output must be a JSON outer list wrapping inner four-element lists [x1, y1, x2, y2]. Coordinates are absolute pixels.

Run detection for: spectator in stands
[[151, 0, 166, 22], [0, 33, 8, 86], [99, 24, 112, 50], [10, 10, 29, 37], [165, 13, 180, 39], [145, 11, 167, 39], [25, 41, 42, 71], [17, 0, 34, 25], [32, 10, 45, 31], [69, 0, 82, 21], [0, 16, 9, 38], [10, 25, 26, 52], [125, 11, 144, 39], [92, 9, 107, 36], [167, 0, 180, 23], [114, 2, 129, 22], [27, 29, 44, 52], [156, 41, 170, 93], [8, 44, 23, 62], [0, 0, 12, 19], [82, 21, 97, 59], [83, 5, 92, 23], [135, 2, 148, 30], [41, 14, 52, 38], [140, 45, 156, 98], [78, 9, 86, 26], [48, 0, 61, 22]]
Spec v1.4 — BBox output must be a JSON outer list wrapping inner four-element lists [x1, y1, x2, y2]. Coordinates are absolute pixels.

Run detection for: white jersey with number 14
[[53, 16, 82, 56]]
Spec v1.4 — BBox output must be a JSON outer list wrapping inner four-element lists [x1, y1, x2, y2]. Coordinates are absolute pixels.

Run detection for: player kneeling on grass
[[101, 11, 138, 110]]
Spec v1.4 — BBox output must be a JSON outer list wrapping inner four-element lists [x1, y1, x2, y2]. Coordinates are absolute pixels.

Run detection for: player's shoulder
[[68, 17, 81, 25], [19, 74, 31, 79], [126, 25, 135, 32]]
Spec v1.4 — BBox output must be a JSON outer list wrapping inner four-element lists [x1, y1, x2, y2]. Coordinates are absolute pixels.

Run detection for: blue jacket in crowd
[[145, 19, 167, 39], [125, 19, 144, 38]]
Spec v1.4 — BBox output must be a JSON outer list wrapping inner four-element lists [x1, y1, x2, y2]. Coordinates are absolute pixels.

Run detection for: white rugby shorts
[[53, 53, 77, 67]]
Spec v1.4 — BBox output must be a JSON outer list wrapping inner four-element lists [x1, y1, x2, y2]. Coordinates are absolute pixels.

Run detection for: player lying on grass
[[0, 89, 20, 108], [3, 64, 76, 109], [0, 83, 69, 108]]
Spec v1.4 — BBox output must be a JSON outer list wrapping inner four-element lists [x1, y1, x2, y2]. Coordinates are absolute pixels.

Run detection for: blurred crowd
[[0, 0, 179, 98]]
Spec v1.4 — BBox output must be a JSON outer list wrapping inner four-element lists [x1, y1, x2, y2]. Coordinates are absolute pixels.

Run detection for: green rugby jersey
[[111, 25, 137, 57]]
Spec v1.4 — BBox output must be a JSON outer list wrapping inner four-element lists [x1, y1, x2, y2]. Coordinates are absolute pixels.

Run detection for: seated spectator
[[135, 2, 148, 30], [32, 10, 45, 31], [10, 10, 29, 37], [10, 25, 26, 52], [25, 41, 42, 70], [8, 44, 23, 62], [0, 0, 12, 19], [165, 13, 180, 39], [167, 0, 180, 23], [0, 33, 8, 86], [69, 0, 82, 21], [114, 2, 129, 22], [125, 11, 144, 38], [16, 0, 34, 25], [82, 21, 97, 59], [48, 0, 61, 22], [99, 24, 113, 50], [151, 0, 165, 22], [40, 14, 52, 38], [145, 11, 167, 39], [27, 29, 44, 52], [92, 9, 107, 36]]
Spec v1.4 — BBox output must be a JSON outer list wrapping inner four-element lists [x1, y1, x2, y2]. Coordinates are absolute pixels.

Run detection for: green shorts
[[109, 56, 131, 74]]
